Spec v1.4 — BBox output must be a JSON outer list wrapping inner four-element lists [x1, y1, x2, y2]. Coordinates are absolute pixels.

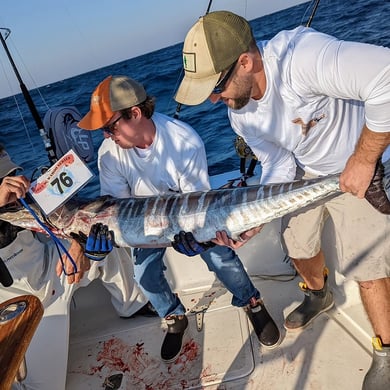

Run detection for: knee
[[359, 277, 390, 290], [201, 246, 237, 267], [358, 280, 375, 289]]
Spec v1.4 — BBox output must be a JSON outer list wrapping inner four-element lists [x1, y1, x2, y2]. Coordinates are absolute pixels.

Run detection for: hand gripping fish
[[0, 169, 388, 248]]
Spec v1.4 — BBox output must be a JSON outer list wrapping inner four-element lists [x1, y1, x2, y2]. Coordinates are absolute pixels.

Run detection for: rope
[[18, 198, 78, 275]]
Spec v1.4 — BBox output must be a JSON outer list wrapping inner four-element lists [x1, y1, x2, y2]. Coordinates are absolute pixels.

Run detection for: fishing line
[[0, 28, 50, 110], [0, 41, 37, 155], [0, 28, 57, 166], [18, 197, 78, 275]]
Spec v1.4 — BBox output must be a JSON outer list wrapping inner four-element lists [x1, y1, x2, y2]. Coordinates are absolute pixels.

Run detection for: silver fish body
[[0, 174, 342, 248]]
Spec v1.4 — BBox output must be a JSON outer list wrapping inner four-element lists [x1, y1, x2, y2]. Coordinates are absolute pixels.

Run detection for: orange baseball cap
[[79, 75, 147, 130]]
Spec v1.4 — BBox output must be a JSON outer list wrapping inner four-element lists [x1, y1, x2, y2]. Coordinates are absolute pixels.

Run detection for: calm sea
[[0, 0, 389, 197]]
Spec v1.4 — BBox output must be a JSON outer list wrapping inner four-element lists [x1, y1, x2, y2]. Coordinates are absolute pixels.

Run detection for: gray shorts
[[281, 191, 390, 282]]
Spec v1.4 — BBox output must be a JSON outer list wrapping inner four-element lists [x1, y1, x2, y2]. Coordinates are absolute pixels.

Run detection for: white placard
[[29, 149, 94, 215]]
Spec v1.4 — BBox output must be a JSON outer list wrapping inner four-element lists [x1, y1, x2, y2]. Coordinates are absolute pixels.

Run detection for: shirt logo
[[3, 248, 23, 263], [292, 114, 325, 136]]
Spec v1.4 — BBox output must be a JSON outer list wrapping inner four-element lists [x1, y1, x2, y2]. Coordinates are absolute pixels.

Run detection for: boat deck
[[66, 248, 371, 390], [65, 170, 373, 389]]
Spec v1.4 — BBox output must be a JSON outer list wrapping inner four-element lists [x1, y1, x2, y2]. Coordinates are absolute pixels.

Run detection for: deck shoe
[[362, 337, 390, 390], [245, 298, 281, 349], [284, 270, 334, 331], [161, 314, 188, 363]]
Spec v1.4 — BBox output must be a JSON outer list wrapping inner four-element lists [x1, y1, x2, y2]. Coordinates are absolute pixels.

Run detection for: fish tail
[[364, 159, 390, 214]]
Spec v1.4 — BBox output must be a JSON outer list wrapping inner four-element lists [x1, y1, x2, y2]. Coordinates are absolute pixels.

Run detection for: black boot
[[285, 270, 334, 331], [120, 301, 158, 319], [362, 337, 390, 390], [161, 315, 188, 363], [245, 297, 281, 349]]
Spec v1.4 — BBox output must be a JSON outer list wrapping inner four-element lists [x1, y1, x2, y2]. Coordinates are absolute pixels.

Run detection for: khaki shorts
[[281, 192, 390, 281]]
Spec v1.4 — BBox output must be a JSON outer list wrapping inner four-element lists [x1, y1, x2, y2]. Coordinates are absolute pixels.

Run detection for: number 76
[[51, 172, 74, 194]]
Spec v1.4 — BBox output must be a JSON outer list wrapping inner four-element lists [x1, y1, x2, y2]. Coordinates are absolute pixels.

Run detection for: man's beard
[[228, 75, 252, 110]]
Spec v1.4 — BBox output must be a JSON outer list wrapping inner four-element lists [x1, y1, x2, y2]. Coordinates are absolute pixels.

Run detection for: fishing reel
[[234, 136, 258, 186]]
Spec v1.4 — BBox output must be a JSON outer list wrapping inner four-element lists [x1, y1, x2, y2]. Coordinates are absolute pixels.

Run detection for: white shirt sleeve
[[245, 136, 296, 184], [98, 141, 131, 198], [178, 145, 211, 193], [229, 113, 297, 184], [171, 123, 211, 193], [291, 31, 390, 132]]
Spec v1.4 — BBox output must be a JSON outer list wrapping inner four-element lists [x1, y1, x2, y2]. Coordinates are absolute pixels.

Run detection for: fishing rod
[[0, 28, 57, 165], [205, 0, 213, 15], [305, 0, 321, 27]]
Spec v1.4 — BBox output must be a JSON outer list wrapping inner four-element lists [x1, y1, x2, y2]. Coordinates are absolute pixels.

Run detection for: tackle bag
[[43, 106, 94, 162]]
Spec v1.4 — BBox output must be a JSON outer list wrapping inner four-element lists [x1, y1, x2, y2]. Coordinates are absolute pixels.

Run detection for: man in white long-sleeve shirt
[[78, 75, 281, 364], [175, 11, 390, 389]]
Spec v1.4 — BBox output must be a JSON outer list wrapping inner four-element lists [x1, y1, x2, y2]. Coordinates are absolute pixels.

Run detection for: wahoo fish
[[0, 171, 388, 248]]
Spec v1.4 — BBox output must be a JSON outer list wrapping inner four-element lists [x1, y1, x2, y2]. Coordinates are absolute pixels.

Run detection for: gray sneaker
[[363, 337, 390, 390], [284, 274, 334, 331]]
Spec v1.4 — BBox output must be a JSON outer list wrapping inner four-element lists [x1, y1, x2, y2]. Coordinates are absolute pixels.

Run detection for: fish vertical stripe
[[2, 172, 377, 248]]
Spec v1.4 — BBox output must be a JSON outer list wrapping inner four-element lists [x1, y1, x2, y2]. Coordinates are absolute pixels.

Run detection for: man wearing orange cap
[[176, 11, 390, 388], [79, 75, 281, 363]]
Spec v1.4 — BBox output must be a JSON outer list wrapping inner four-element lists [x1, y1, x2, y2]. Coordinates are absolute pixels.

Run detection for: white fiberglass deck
[[65, 170, 373, 389], [66, 239, 372, 390]]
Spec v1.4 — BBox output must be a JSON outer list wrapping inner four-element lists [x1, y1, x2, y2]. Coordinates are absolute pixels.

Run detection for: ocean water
[[0, 0, 389, 198]]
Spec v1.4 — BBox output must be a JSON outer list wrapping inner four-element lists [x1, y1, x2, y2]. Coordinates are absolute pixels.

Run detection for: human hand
[[0, 175, 30, 207], [212, 226, 263, 250], [172, 231, 216, 257], [340, 154, 376, 198], [56, 239, 91, 284]]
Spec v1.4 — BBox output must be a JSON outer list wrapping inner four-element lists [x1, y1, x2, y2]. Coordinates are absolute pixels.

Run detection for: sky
[[0, 0, 309, 99]]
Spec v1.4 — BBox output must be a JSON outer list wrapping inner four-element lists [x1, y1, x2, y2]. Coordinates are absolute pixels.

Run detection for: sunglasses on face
[[101, 115, 122, 136], [212, 60, 238, 95]]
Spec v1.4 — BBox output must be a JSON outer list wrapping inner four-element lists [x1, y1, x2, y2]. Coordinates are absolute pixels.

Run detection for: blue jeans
[[133, 245, 260, 318]]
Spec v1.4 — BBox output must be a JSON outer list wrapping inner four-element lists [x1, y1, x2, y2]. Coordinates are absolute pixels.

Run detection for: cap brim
[[175, 72, 220, 106], [0, 163, 22, 179], [78, 107, 114, 130]]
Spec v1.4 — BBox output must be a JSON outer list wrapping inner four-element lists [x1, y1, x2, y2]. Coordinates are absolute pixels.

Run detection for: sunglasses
[[212, 60, 238, 94], [101, 115, 122, 136]]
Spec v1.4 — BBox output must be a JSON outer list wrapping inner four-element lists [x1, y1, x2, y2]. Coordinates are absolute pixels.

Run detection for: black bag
[[43, 106, 94, 162]]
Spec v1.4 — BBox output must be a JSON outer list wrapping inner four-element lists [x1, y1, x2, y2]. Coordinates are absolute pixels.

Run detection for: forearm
[[353, 126, 390, 165], [340, 125, 390, 197], [56, 239, 91, 284]]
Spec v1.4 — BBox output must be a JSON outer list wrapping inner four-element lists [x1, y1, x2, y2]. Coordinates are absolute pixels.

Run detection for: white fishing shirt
[[0, 230, 57, 304], [98, 112, 210, 197], [229, 26, 390, 184]]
